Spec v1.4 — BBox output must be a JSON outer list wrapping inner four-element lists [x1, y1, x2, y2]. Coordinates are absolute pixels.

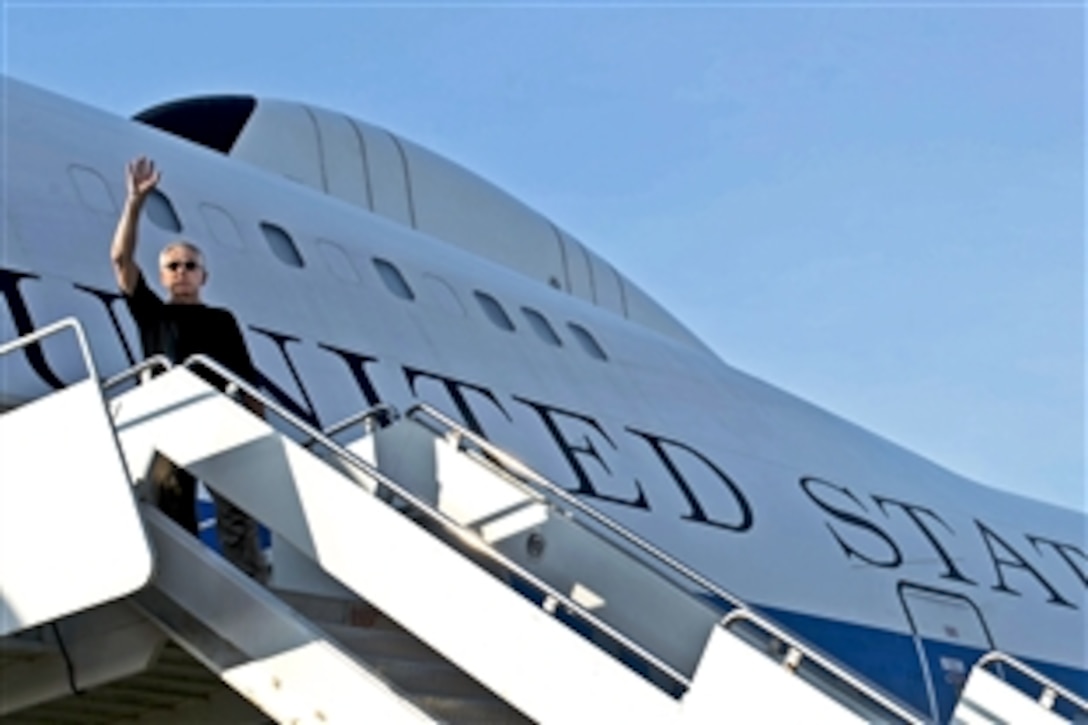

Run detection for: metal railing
[[407, 403, 748, 611], [0, 317, 98, 384], [322, 404, 400, 438], [975, 650, 1088, 716], [168, 354, 693, 692], [100, 355, 173, 393], [408, 403, 933, 720], [721, 609, 924, 723], [300, 403, 400, 451]]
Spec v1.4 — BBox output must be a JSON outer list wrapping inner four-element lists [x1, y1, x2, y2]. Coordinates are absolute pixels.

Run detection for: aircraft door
[[898, 582, 997, 723]]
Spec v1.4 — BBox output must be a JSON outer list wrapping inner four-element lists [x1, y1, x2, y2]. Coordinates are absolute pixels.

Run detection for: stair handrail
[[406, 402, 746, 611], [321, 404, 400, 438], [171, 354, 692, 691], [0, 317, 97, 382], [100, 355, 174, 392], [720, 608, 924, 723], [298, 403, 400, 451], [974, 650, 1088, 714], [409, 402, 930, 717]]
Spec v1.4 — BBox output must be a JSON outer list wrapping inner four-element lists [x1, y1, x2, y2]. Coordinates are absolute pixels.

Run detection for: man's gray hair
[[159, 240, 206, 269]]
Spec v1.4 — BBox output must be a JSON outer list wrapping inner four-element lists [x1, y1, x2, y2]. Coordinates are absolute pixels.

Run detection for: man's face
[[159, 248, 206, 303]]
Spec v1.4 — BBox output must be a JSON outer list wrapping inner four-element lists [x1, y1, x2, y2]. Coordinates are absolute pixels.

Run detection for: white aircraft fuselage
[[1, 76, 1084, 723]]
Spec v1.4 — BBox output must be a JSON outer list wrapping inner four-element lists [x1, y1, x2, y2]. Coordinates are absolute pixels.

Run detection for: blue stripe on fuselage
[[760, 605, 933, 719], [759, 604, 1087, 724]]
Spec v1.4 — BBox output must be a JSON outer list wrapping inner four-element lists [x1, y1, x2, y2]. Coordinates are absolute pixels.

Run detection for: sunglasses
[[164, 260, 201, 271]]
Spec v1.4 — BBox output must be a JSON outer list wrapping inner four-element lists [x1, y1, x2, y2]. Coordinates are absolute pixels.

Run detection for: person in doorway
[[111, 155, 267, 582]]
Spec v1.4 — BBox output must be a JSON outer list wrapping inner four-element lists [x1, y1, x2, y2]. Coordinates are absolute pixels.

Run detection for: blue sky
[[2, 2, 1084, 510]]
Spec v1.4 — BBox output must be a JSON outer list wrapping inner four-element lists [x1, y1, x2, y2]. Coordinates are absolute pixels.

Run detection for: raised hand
[[126, 156, 161, 201]]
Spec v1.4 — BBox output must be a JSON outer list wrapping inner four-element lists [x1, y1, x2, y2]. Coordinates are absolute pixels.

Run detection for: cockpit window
[[134, 96, 256, 154]]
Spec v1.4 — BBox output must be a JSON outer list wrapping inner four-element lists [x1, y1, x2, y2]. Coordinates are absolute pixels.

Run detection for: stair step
[[277, 593, 528, 719], [263, 588, 523, 714]]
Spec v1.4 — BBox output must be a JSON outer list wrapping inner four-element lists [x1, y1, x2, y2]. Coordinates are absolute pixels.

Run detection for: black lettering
[[976, 521, 1075, 608], [873, 495, 976, 584], [318, 342, 383, 408], [404, 366, 511, 438], [1027, 535, 1088, 589], [247, 326, 321, 428], [514, 396, 648, 511], [0, 268, 65, 389], [800, 477, 902, 568], [627, 427, 752, 531]]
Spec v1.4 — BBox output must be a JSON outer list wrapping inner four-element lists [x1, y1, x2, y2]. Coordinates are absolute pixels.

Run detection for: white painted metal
[[110, 366, 682, 723], [0, 336, 945, 722], [680, 624, 868, 722], [364, 405, 927, 722], [952, 652, 1088, 725], [589, 253, 625, 315], [356, 415, 721, 680], [0, 320, 152, 637], [275, 588, 532, 724], [230, 99, 324, 190], [226, 95, 701, 344], [134, 504, 436, 724], [398, 134, 567, 289], [715, 609, 926, 723], [110, 362, 936, 723], [312, 109, 373, 211], [0, 323, 922, 723], [6, 78, 1081, 693], [952, 668, 1067, 724], [3, 74, 1084, 721], [355, 122, 414, 225]]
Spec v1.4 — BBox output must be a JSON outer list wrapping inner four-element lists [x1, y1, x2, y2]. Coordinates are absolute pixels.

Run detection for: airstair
[[1, 319, 956, 723]]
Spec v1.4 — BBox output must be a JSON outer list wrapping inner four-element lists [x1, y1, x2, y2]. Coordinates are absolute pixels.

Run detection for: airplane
[[0, 73, 1085, 724]]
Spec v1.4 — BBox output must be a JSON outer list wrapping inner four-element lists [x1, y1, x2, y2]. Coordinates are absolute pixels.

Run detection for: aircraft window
[[522, 307, 562, 347], [68, 165, 117, 215], [474, 291, 515, 332], [200, 204, 245, 249], [317, 239, 359, 283], [373, 258, 415, 300], [568, 323, 608, 361], [144, 189, 182, 233], [260, 222, 305, 268]]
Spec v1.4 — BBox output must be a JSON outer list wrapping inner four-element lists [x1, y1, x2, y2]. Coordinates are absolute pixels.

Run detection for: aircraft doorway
[[898, 582, 997, 723]]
